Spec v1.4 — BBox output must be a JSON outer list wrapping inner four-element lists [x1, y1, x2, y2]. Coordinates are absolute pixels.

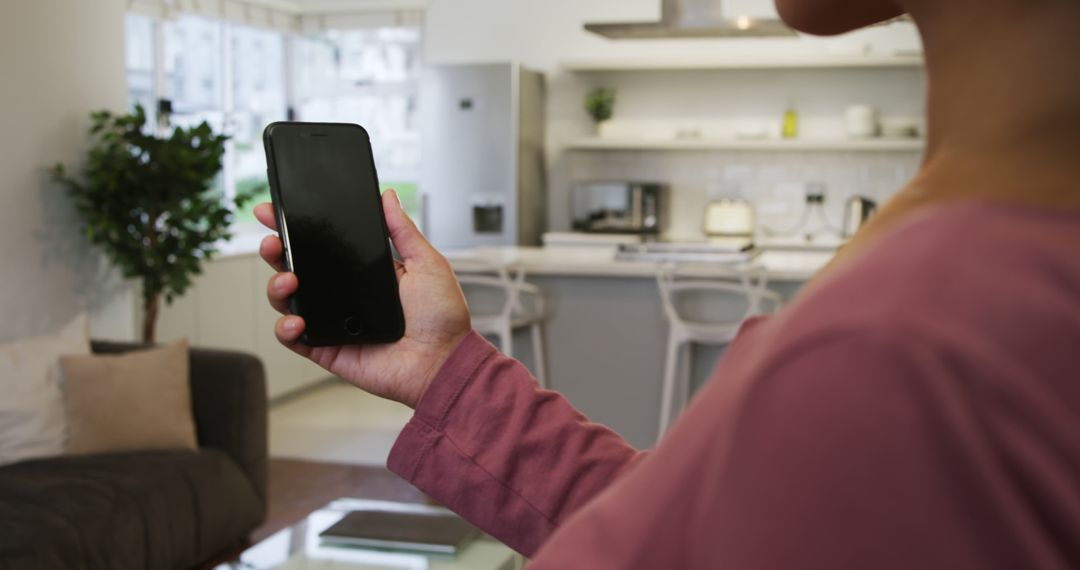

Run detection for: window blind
[[127, 0, 425, 32]]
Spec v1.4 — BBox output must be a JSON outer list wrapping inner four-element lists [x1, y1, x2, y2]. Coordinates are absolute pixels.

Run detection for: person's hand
[[253, 190, 471, 408]]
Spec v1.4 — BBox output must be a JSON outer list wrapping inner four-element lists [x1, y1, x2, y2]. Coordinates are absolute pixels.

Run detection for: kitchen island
[[445, 245, 834, 447]]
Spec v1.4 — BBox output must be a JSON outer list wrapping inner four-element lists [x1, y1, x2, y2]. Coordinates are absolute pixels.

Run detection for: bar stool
[[451, 257, 548, 388], [655, 262, 783, 439]]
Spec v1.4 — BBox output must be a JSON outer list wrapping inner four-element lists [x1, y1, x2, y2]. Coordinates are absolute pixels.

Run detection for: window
[[155, 15, 230, 199], [123, 13, 423, 243], [229, 25, 288, 224], [293, 28, 423, 223], [129, 14, 288, 227], [124, 13, 157, 125], [164, 15, 225, 132]]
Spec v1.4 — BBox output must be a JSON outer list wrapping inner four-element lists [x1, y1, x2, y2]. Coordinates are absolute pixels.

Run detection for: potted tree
[[585, 87, 616, 137], [53, 105, 255, 342]]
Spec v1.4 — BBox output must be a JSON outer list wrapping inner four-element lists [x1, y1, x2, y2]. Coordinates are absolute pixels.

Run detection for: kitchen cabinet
[[447, 245, 827, 446]]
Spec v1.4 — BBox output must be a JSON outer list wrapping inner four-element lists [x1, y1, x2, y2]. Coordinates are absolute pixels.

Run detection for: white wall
[[425, 0, 921, 72], [0, 0, 137, 342], [423, 0, 926, 234]]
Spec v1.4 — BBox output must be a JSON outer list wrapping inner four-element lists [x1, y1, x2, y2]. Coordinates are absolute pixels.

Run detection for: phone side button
[[343, 316, 363, 336]]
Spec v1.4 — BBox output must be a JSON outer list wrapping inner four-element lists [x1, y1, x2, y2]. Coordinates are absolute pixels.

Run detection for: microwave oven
[[571, 181, 669, 234]]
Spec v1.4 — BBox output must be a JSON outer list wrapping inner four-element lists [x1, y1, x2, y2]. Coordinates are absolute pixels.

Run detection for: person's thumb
[[382, 190, 437, 262]]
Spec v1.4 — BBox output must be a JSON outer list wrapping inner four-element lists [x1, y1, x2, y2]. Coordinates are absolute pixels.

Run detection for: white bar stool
[[452, 258, 548, 388], [655, 262, 783, 439]]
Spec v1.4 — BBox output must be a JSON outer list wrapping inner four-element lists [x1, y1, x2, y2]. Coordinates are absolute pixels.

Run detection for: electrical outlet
[[805, 183, 827, 204]]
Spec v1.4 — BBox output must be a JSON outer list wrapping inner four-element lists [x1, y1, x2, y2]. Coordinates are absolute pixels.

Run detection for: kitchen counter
[[444, 245, 835, 282], [441, 244, 835, 447]]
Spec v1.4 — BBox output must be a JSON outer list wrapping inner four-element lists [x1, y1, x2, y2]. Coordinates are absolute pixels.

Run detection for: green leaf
[[53, 107, 234, 339]]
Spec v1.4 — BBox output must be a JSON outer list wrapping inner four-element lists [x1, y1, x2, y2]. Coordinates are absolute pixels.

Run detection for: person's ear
[[775, 0, 905, 36]]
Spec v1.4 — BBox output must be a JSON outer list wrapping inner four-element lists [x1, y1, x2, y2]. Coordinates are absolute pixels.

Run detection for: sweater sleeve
[[521, 327, 1028, 570], [386, 331, 646, 556]]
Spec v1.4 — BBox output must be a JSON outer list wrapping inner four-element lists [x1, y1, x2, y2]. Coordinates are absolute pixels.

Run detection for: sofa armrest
[[90, 341, 269, 511], [187, 346, 269, 510]]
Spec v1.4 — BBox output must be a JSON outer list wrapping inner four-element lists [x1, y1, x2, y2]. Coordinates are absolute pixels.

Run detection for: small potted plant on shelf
[[585, 86, 616, 137], [52, 105, 257, 343]]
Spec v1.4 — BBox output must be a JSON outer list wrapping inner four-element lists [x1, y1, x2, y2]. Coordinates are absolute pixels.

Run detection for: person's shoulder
[[704, 204, 1080, 570], [783, 200, 1080, 342], [729, 200, 1080, 408]]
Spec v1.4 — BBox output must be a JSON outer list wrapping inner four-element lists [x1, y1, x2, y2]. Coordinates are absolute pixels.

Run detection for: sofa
[[0, 341, 268, 569]]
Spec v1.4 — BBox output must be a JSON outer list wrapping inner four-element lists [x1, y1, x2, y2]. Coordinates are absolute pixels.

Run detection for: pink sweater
[[388, 201, 1080, 569]]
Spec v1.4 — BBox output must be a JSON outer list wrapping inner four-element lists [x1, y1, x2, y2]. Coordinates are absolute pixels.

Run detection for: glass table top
[[220, 499, 522, 570]]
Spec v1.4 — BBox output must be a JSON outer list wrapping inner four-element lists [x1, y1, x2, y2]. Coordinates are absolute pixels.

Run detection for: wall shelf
[[566, 137, 925, 152], [561, 54, 924, 72]]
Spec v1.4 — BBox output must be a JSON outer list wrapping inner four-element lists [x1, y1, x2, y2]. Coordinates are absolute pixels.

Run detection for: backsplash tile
[[564, 149, 921, 240]]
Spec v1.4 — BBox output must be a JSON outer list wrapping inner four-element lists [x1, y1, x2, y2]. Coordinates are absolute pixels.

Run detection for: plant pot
[[594, 119, 612, 138]]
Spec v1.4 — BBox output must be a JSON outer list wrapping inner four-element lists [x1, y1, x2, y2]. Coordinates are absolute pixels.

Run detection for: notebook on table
[[319, 507, 481, 556]]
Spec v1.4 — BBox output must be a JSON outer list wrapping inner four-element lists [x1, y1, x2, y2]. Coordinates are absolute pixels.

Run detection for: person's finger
[[393, 259, 406, 280], [275, 315, 312, 358], [267, 272, 298, 314], [254, 203, 279, 231], [382, 190, 438, 263], [260, 235, 286, 272]]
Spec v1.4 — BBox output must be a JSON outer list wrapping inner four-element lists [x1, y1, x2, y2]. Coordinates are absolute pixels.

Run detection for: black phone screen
[[264, 122, 404, 345]]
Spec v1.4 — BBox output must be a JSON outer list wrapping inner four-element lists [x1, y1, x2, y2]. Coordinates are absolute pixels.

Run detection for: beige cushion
[[60, 340, 198, 455], [0, 314, 90, 466]]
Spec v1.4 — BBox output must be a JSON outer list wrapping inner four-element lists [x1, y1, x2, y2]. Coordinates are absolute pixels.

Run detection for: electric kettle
[[704, 199, 755, 237], [843, 196, 878, 238]]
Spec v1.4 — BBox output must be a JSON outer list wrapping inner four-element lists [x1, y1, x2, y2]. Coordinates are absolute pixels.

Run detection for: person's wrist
[[405, 330, 471, 409]]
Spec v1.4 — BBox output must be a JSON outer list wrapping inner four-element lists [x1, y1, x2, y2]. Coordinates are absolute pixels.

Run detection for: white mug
[[846, 105, 879, 138]]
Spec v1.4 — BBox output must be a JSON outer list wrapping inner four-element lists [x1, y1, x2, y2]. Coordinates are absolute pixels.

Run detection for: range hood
[[585, 0, 796, 39]]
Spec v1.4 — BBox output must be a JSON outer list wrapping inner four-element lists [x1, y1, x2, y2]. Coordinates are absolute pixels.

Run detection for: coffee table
[[222, 499, 523, 570]]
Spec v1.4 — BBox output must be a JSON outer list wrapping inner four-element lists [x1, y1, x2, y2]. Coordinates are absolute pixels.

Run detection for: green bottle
[[782, 106, 799, 139]]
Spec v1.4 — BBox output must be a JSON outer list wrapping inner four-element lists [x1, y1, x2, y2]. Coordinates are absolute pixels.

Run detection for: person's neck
[[912, 0, 1080, 207], [809, 1, 1080, 285]]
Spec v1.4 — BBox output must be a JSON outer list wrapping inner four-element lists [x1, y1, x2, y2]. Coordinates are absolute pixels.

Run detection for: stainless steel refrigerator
[[420, 63, 546, 251]]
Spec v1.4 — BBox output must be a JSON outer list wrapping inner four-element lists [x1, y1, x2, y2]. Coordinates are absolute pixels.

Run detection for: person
[[253, 0, 1080, 566]]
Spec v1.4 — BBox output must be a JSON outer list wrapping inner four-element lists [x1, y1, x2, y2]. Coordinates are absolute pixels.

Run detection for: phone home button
[[343, 317, 363, 336]]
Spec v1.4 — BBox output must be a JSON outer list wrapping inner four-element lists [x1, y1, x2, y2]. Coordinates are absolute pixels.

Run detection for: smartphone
[[263, 122, 405, 346]]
